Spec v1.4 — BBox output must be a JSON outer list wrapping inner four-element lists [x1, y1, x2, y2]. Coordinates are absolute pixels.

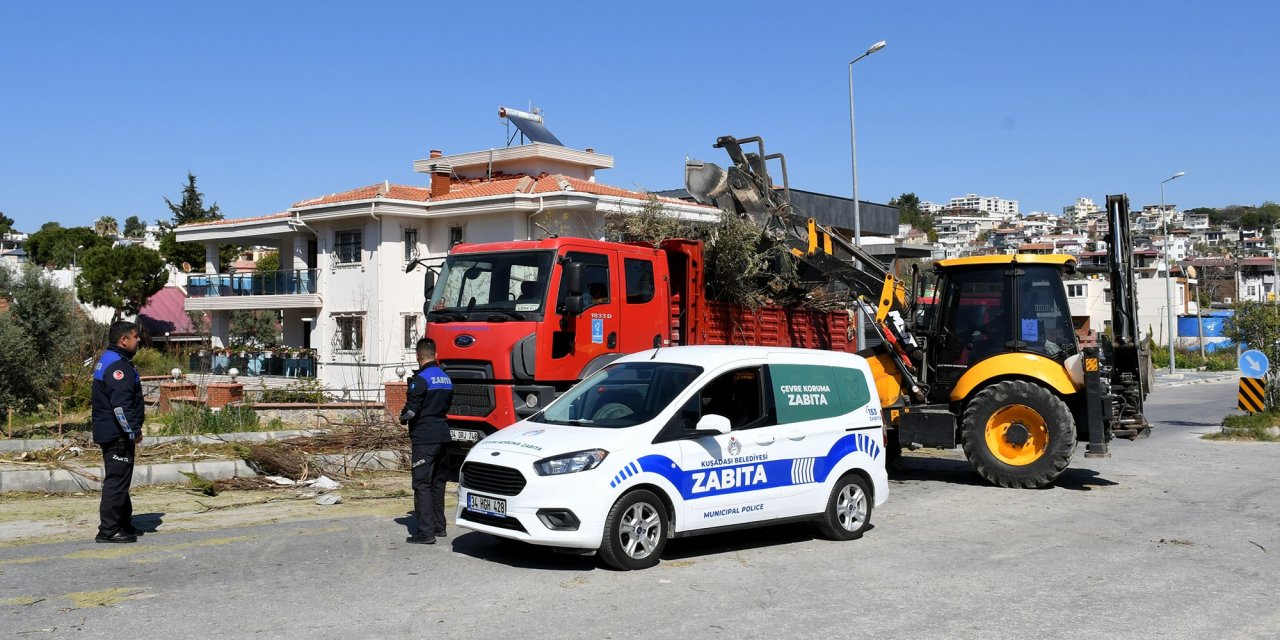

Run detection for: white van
[[455, 345, 888, 570]]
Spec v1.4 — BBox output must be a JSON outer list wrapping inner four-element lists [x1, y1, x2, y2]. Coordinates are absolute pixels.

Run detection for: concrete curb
[[0, 459, 257, 494], [0, 429, 326, 453], [1220, 425, 1280, 437], [1156, 373, 1238, 388]]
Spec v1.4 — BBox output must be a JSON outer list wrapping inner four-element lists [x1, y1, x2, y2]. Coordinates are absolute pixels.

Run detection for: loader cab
[[921, 255, 1078, 404]]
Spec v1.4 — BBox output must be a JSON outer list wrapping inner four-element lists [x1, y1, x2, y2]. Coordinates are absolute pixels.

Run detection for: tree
[[76, 244, 168, 322], [0, 266, 101, 413], [94, 216, 119, 237], [254, 251, 280, 273], [123, 215, 147, 238], [890, 192, 935, 237], [22, 223, 110, 268], [158, 173, 236, 270], [0, 211, 14, 236], [164, 173, 222, 225], [1224, 300, 1280, 408], [230, 310, 280, 348]]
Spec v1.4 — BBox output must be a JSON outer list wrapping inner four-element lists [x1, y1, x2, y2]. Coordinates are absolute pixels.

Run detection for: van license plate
[[468, 493, 507, 516]]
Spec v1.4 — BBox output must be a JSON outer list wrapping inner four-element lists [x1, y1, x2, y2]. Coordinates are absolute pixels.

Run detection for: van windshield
[[531, 361, 703, 429]]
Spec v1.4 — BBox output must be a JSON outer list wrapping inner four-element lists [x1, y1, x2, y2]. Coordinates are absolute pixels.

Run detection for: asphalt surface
[[2, 381, 1277, 640]]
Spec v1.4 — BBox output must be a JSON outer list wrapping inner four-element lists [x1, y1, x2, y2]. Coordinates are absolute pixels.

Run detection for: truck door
[[677, 366, 780, 530], [619, 256, 667, 351], [557, 251, 621, 371], [931, 267, 1011, 400]]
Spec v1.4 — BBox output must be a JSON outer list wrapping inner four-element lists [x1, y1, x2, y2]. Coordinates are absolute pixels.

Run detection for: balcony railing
[[188, 269, 319, 297]]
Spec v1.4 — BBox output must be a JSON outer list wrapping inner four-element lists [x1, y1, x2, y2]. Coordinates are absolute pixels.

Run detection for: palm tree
[[94, 216, 119, 237]]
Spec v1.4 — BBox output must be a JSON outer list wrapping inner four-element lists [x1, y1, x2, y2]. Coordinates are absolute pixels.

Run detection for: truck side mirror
[[566, 262, 584, 296], [422, 270, 436, 302], [565, 294, 585, 316]]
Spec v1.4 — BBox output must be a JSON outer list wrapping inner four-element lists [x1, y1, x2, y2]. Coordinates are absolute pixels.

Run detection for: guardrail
[[188, 269, 319, 297]]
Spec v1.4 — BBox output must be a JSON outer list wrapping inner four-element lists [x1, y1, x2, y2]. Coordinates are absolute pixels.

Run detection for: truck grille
[[461, 462, 527, 496], [450, 383, 495, 417]]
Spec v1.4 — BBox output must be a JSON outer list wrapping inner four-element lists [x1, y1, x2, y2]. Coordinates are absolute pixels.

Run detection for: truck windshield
[[531, 361, 703, 429], [427, 251, 555, 321]]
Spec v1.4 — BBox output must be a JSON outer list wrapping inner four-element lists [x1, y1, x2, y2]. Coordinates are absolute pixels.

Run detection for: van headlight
[[534, 449, 609, 476]]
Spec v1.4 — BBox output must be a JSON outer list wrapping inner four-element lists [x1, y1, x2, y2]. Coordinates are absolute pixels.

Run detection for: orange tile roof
[[179, 212, 292, 228]]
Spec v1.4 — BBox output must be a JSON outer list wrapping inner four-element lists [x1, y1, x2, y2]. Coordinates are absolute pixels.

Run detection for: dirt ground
[[0, 471, 454, 548]]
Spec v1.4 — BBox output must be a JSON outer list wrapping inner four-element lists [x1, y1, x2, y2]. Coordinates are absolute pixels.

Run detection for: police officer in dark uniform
[[92, 321, 145, 543], [400, 337, 453, 545]]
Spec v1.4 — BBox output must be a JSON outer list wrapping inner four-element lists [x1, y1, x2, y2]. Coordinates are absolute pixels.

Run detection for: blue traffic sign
[[1239, 349, 1270, 378]]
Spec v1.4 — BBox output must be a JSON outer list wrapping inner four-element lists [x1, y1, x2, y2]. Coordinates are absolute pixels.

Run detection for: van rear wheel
[[961, 380, 1075, 488], [816, 474, 872, 541]]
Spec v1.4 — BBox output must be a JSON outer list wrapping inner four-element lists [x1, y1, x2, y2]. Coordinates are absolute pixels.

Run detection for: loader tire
[[961, 380, 1075, 489]]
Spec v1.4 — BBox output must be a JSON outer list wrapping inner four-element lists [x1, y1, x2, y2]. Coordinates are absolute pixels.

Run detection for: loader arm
[[686, 134, 924, 402]]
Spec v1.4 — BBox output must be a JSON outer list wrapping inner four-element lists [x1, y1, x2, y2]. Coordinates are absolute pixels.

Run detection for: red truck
[[422, 236, 854, 444]]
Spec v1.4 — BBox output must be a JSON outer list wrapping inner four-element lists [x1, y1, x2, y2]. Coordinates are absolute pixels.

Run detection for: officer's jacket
[[91, 345, 144, 444], [402, 362, 453, 444]]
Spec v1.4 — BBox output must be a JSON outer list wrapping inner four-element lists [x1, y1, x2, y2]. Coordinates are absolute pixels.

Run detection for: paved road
[[2, 382, 1276, 640]]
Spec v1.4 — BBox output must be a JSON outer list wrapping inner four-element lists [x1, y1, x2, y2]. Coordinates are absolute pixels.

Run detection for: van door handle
[[755, 436, 775, 445], [786, 431, 806, 441]]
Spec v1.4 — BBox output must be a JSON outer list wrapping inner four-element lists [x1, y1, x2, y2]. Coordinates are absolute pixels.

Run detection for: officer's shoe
[[95, 531, 138, 544], [405, 532, 436, 545], [434, 529, 447, 538]]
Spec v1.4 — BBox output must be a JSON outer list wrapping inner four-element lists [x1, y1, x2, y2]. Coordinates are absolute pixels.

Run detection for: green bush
[[1150, 344, 1236, 371], [260, 379, 328, 404], [1212, 412, 1280, 442], [130, 347, 185, 376], [153, 403, 260, 436]]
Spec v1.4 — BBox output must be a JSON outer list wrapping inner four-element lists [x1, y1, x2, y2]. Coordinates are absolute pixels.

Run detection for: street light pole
[[849, 39, 885, 350], [1161, 171, 1185, 373], [71, 244, 85, 301]]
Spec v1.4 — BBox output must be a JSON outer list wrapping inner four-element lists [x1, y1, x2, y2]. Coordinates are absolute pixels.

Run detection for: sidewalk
[[1153, 369, 1238, 387]]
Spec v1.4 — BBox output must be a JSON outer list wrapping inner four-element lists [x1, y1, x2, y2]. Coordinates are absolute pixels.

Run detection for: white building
[[943, 194, 1019, 219], [1062, 197, 1101, 221], [175, 142, 715, 395]]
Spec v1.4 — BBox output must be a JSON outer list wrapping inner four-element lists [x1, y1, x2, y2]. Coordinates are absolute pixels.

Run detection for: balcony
[[185, 269, 322, 311]]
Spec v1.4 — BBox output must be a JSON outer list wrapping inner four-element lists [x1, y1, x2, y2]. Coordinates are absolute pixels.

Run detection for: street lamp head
[[867, 40, 887, 55], [1163, 171, 1185, 184]]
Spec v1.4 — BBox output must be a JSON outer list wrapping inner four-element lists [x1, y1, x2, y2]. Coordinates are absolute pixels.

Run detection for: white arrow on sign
[[1247, 355, 1260, 371]]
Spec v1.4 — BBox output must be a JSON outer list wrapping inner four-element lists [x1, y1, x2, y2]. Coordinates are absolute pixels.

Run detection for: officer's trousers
[[99, 438, 135, 535], [411, 443, 450, 536]]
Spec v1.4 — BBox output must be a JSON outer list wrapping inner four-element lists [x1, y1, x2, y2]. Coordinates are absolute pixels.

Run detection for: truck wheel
[[816, 473, 872, 541], [599, 489, 668, 570], [961, 380, 1075, 489]]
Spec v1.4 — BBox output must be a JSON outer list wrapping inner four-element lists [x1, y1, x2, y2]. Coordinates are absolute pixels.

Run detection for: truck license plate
[[468, 493, 507, 516], [450, 429, 481, 443]]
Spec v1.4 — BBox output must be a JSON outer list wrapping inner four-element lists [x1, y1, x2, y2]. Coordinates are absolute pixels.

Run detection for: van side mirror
[[695, 414, 731, 435]]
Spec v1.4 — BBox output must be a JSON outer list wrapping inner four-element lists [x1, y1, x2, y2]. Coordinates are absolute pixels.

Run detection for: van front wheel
[[599, 489, 668, 570]]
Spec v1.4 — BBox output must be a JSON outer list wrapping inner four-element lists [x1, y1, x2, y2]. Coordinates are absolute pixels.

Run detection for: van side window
[[698, 366, 773, 430]]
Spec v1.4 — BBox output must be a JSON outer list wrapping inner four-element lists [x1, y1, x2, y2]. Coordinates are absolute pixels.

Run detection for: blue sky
[[2, 1, 1276, 231]]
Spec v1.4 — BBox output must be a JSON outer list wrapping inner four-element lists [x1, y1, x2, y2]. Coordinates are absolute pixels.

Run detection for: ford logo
[[455, 335, 476, 347]]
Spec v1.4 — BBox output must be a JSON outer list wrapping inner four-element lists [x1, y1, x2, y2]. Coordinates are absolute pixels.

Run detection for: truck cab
[[424, 238, 673, 443]]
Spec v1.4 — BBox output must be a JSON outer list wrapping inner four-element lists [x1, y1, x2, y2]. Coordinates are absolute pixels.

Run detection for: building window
[[333, 314, 364, 352], [449, 226, 464, 247], [1067, 284, 1086, 298], [1248, 285, 1257, 297], [404, 228, 418, 261], [403, 314, 420, 350], [335, 230, 362, 265]]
